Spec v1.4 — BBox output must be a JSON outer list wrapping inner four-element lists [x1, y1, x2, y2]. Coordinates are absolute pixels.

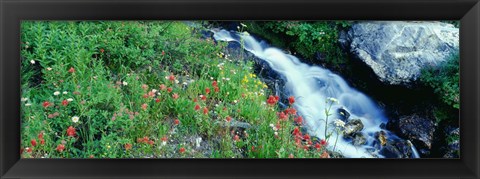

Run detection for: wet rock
[[337, 107, 350, 122], [379, 138, 415, 158], [443, 126, 460, 158], [397, 114, 435, 150], [352, 132, 367, 146], [344, 21, 459, 86], [343, 118, 364, 136]]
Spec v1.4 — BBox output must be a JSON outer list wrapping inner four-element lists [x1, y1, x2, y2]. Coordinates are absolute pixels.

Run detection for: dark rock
[[379, 139, 415, 158], [352, 132, 367, 146], [343, 118, 364, 136], [337, 107, 350, 122], [397, 114, 435, 150]]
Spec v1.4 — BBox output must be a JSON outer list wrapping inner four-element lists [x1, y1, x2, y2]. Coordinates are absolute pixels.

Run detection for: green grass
[[20, 21, 331, 158]]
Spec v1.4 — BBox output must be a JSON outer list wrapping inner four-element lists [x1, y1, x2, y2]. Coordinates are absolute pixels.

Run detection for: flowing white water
[[213, 29, 419, 158]]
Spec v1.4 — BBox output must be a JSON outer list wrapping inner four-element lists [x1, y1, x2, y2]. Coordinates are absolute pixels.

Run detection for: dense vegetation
[[420, 53, 460, 110], [20, 21, 332, 158], [244, 21, 350, 68]]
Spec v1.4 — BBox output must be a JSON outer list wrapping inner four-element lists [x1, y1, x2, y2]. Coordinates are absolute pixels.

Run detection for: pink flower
[[68, 67, 75, 73], [172, 93, 179, 100], [141, 103, 148, 110]]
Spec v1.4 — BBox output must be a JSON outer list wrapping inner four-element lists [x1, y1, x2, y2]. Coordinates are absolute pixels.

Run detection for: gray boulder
[[398, 114, 435, 150], [344, 21, 459, 85]]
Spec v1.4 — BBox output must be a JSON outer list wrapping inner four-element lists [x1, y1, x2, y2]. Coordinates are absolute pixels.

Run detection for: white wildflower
[[225, 78, 230, 81], [46, 67, 52, 71], [274, 132, 278, 136], [175, 80, 179, 84], [327, 97, 338, 103], [25, 103, 32, 107], [71, 116, 80, 123], [195, 137, 202, 148], [53, 91, 60, 96], [21, 97, 28, 102], [67, 98, 74, 102], [30, 60, 35, 64], [334, 119, 346, 128], [63, 91, 68, 95], [122, 81, 128, 86], [152, 89, 158, 93]]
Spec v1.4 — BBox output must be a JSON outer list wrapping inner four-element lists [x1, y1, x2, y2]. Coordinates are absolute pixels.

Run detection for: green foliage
[[20, 21, 332, 158], [245, 21, 350, 67], [420, 53, 460, 109]]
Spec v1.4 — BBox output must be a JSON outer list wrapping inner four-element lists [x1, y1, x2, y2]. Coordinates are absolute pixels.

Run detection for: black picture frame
[[1, 0, 479, 178]]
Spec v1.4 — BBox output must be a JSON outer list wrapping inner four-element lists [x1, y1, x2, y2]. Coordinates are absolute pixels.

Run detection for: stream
[[212, 29, 420, 158]]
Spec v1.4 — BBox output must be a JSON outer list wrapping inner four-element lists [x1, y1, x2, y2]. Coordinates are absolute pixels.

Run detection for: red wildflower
[[251, 146, 255, 152], [62, 100, 69, 107], [315, 143, 322, 150], [68, 67, 75, 73], [161, 51, 165, 55], [141, 103, 148, 110], [304, 134, 311, 141], [320, 151, 330, 158], [286, 108, 297, 115], [174, 119, 180, 125], [203, 107, 209, 115], [155, 98, 161, 103], [141, 84, 148, 90], [125, 143, 132, 150], [172, 93, 179, 100], [194, 104, 200, 111], [320, 139, 327, 146], [233, 135, 240, 141], [168, 74, 175, 82], [42, 101, 51, 108], [38, 132, 44, 139], [167, 87, 173, 93], [48, 114, 54, 119], [56, 144, 65, 152], [205, 87, 211, 94], [40, 139, 45, 145], [242, 93, 246, 98], [278, 112, 288, 121], [212, 81, 218, 87], [89, 155, 94, 158], [143, 93, 151, 98], [161, 136, 168, 142], [292, 127, 300, 136], [179, 147, 185, 153], [288, 154, 294, 158], [31, 139, 37, 147], [266, 95, 279, 106], [66, 126, 76, 137], [100, 48, 105, 53], [148, 140, 154, 146], [148, 91, 155, 97], [201, 95, 207, 101], [27, 147, 32, 153], [226, 116, 232, 122], [214, 86, 220, 93], [294, 116, 303, 125], [288, 96, 295, 105], [159, 84, 167, 90]]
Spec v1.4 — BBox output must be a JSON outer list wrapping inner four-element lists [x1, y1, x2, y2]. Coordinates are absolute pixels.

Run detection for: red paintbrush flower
[[288, 96, 295, 105], [125, 143, 132, 150], [56, 144, 65, 152], [294, 116, 303, 125], [303, 134, 311, 141], [66, 126, 76, 137], [40, 139, 45, 145], [194, 104, 200, 111], [100, 48, 105, 53], [226, 116, 232, 122], [141, 103, 148, 110], [42, 101, 51, 108], [200, 95, 207, 101], [167, 87, 173, 93], [172, 93, 179, 100], [212, 81, 218, 87], [278, 112, 288, 121], [266, 95, 279, 106], [174, 119, 180, 125], [159, 84, 167, 90], [68, 67, 75, 73], [203, 107, 208, 115], [155, 98, 161, 103], [168, 74, 175, 82], [320, 139, 327, 146], [179, 147, 185, 153], [31, 139, 37, 147], [233, 135, 240, 141], [205, 87, 210, 94], [62, 100, 69, 107], [214, 86, 219, 93]]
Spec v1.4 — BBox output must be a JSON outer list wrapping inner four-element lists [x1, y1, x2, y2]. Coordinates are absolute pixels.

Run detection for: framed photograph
[[1, 0, 479, 178]]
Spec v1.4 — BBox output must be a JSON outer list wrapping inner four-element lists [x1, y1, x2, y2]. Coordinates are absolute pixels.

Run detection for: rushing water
[[212, 29, 420, 158]]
